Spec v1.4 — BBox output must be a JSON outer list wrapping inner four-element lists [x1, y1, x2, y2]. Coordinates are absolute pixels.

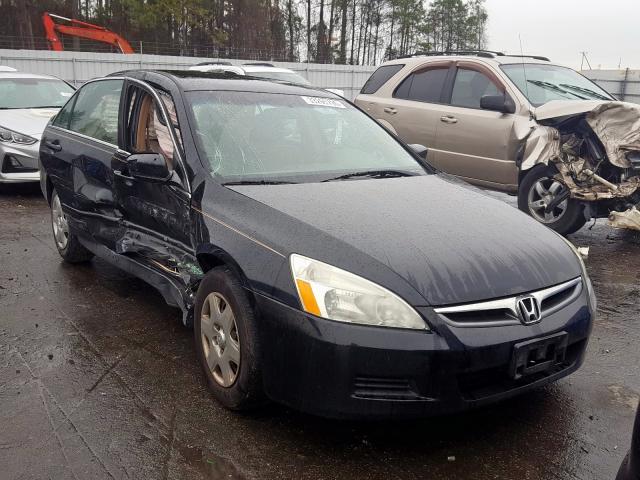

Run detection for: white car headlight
[[0, 126, 37, 145], [290, 254, 427, 330]]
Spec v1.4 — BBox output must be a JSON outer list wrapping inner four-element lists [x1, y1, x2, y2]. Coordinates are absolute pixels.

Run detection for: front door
[[434, 62, 519, 191], [111, 81, 194, 272]]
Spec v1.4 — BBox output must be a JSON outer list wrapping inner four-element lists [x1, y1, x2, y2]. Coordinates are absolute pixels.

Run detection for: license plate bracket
[[509, 332, 568, 380]]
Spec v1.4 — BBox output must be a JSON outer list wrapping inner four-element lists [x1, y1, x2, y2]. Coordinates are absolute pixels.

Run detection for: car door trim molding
[[191, 206, 286, 258], [49, 125, 119, 153]]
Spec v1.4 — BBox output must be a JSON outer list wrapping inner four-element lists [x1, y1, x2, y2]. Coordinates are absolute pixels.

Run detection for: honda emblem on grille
[[516, 295, 541, 325]]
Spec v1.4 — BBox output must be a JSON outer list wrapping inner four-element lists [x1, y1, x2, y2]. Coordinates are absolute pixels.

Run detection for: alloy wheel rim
[[51, 195, 69, 250], [200, 292, 241, 387], [527, 178, 568, 224]]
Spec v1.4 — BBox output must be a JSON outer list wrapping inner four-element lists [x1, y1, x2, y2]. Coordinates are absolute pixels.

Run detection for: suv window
[[394, 68, 448, 103], [69, 80, 123, 144], [451, 68, 501, 109], [361, 64, 404, 94]]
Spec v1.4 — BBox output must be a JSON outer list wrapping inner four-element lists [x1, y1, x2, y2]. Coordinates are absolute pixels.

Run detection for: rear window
[[360, 64, 404, 94], [394, 68, 448, 103]]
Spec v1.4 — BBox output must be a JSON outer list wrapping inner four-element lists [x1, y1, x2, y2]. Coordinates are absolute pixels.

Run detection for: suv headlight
[[290, 254, 427, 330], [558, 235, 597, 314], [0, 126, 37, 145]]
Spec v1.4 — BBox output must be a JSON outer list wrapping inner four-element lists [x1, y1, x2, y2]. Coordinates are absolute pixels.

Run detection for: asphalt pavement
[[0, 183, 638, 480]]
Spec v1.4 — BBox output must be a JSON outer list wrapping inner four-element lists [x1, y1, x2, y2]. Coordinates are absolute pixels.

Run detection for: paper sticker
[[301, 96, 345, 108]]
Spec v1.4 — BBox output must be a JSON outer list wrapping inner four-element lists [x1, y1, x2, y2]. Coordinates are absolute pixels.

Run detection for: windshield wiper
[[558, 83, 611, 101], [322, 169, 418, 182], [527, 80, 588, 99], [222, 179, 297, 186]]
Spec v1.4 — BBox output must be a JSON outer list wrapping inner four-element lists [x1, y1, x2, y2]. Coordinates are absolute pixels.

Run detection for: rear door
[[41, 78, 124, 243], [376, 62, 453, 164], [434, 61, 520, 190]]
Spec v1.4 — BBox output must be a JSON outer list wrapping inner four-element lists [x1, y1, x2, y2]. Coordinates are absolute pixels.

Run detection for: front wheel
[[518, 165, 586, 235], [194, 266, 265, 410]]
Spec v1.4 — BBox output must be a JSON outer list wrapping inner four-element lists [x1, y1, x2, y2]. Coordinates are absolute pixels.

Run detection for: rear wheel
[[518, 165, 586, 235], [50, 190, 94, 263], [194, 266, 265, 410]]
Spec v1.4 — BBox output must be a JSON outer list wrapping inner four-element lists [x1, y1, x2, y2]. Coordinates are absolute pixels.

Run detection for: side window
[[52, 96, 76, 129], [360, 64, 404, 94], [394, 68, 448, 103], [69, 80, 123, 144], [129, 89, 181, 172], [451, 68, 501, 109]]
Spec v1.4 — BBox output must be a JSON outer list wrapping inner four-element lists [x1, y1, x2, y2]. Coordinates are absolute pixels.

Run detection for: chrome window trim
[[125, 77, 192, 194], [434, 277, 582, 328], [49, 125, 118, 152]]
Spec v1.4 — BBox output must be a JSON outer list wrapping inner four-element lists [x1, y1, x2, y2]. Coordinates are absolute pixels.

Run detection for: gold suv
[[354, 51, 633, 235]]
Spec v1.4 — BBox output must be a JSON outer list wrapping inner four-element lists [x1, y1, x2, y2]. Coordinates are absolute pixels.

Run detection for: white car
[[0, 68, 75, 183], [189, 62, 345, 97]]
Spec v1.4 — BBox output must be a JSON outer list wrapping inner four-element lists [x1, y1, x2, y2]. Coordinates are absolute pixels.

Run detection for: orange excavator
[[42, 12, 134, 54]]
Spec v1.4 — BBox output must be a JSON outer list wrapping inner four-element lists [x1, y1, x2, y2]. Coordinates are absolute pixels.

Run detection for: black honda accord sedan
[[39, 70, 595, 419]]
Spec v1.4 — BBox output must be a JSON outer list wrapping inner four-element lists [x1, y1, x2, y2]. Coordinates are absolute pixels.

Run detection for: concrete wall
[[0, 49, 376, 100], [583, 69, 640, 104]]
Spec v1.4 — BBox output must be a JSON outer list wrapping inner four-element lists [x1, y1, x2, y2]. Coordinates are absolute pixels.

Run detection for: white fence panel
[[0, 49, 376, 100], [583, 69, 640, 104]]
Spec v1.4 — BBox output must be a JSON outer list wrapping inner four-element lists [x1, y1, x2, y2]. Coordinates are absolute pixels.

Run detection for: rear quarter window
[[360, 64, 404, 94]]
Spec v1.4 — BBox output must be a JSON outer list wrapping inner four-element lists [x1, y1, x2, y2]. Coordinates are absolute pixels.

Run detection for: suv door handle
[[44, 139, 62, 152], [440, 115, 458, 124], [383, 107, 397, 115]]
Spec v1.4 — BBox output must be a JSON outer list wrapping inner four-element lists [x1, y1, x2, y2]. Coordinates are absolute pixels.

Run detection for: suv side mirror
[[480, 94, 516, 114], [408, 144, 428, 159], [128, 153, 171, 182]]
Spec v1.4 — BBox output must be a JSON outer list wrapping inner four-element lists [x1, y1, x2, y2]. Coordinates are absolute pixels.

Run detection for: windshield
[[248, 71, 311, 85], [187, 91, 430, 184], [0, 78, 75, 109], [500, 64, 613, 107]]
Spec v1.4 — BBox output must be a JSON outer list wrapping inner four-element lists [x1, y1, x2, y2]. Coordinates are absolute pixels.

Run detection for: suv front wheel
[[518, 165, 586, 235]]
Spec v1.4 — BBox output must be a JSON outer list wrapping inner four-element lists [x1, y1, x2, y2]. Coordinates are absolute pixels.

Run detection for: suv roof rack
[[243, 62, 275, 67], [196, 61, 233, 66], [396, 50, 550, 61]]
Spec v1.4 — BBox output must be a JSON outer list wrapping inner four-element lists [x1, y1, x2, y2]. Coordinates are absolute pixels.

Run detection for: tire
[[518, 165, 587, 235], [194, 266, 265, 410], [50, 189, 94, 263]]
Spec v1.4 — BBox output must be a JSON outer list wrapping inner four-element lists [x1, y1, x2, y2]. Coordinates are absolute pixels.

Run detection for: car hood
[[0, 108, 59, 137], [229, 175, 581, 306], [534, 99, 610, 121]]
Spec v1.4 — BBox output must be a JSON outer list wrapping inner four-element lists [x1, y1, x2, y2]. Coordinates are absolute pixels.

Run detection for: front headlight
[[290, 254, 427, 330], [0, 126, 37, 145], [558, 235, 597, 314]]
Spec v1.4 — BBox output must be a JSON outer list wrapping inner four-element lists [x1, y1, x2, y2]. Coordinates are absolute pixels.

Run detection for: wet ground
[[1, 183, 639, 480]]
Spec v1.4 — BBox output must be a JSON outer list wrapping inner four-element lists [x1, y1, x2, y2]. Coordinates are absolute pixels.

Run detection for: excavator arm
[[42, 12, 134, 54]]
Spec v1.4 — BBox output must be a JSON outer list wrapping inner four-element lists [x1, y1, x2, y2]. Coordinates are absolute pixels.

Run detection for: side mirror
[[127, 153, 171, 182], [409, 143, 428, 160], [480, 94, 516, 114]]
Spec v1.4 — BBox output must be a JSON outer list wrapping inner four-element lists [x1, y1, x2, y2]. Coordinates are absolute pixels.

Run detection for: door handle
[[440, 115, 458, 124], [383, 107, 398, 115], [44, 139, 62, 152]]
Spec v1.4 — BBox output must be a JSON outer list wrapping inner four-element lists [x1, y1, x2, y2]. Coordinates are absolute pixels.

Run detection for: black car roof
[[108, 69, 335, 97]]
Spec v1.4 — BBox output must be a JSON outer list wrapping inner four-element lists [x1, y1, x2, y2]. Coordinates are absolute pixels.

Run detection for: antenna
[[580, 51, 592, 70], [519, 34, 530, 100]]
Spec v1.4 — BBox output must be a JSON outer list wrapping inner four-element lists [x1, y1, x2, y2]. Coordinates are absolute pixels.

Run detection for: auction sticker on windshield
[[301, 96, 345, 108]]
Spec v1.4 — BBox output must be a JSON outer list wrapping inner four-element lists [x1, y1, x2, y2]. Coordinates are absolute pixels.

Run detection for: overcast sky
[[483, 0, 640, 70]]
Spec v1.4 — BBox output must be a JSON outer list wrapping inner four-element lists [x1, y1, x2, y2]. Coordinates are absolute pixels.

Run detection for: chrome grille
[[434, 277, 582, 327]]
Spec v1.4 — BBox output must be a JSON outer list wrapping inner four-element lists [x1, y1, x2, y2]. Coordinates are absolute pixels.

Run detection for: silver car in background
[[0, 68, 75, 183]]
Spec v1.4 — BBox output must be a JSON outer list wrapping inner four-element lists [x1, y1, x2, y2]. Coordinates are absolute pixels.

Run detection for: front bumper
[[0, 141, 40, 183], [255, 289, 593, 419]]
